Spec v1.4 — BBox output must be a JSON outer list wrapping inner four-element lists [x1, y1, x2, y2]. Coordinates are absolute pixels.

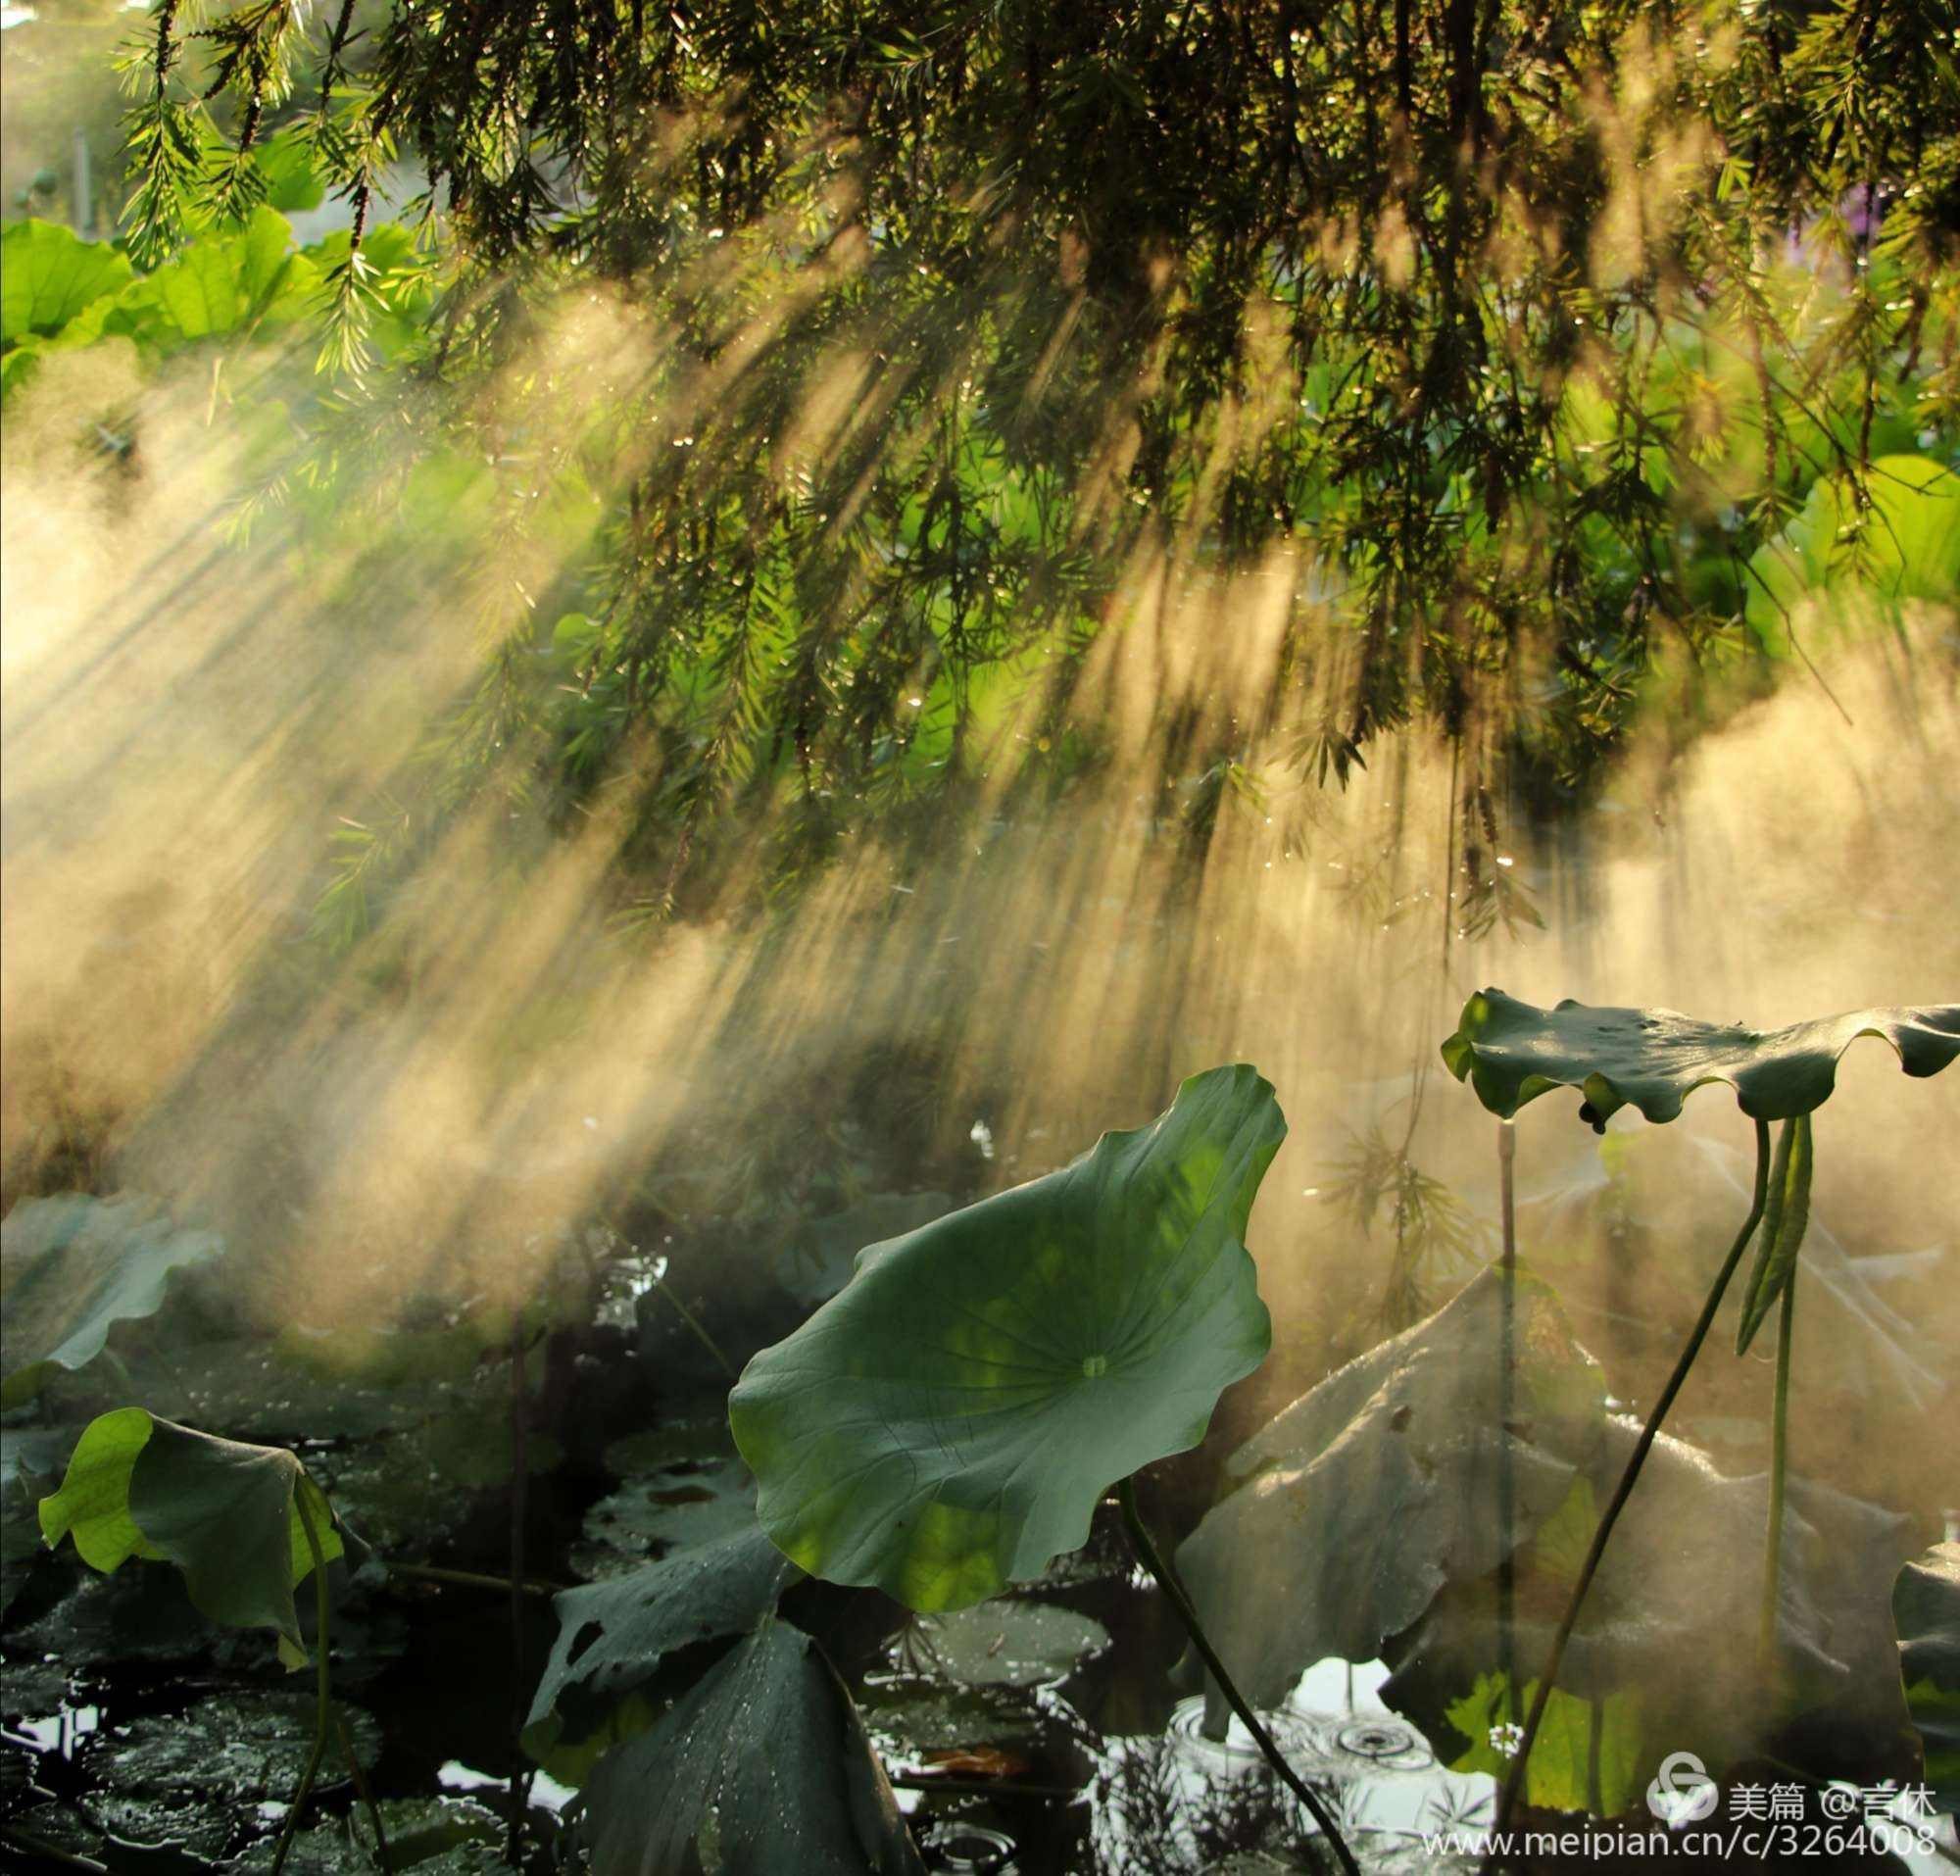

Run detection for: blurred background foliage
[[3, 0, 1959, 932]]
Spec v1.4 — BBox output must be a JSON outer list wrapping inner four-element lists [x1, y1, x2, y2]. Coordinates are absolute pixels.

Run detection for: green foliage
[[0, 221, 134, 346], [1443, 1672, 1642, 1817], [1441, 990, 1960, 1128], [1734, 1114, 1814, 1356], [1894, 1543, 1960, 1812], [0, 211, 430, 401], [0, 1194, 222, 1408], [1746, 456, 1960, 653], [34, 0, 1956, 915], [38, 1407, 345, 1669], [730, 1064, 1281, 1610]]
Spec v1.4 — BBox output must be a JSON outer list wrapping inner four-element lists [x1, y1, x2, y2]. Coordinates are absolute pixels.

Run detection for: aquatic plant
[[1439, 990, 1960, 1842], [37, 1408, 368, 1873]]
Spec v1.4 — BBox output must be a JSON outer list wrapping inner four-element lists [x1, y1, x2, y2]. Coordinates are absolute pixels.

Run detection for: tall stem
[[1488, 1117, 1771, 1862], [1496, 1117, 1517, 1720], [271, 1493, 335, 1876], [508, 1307, 531, 1866], [1117, 1477, 1361, 1876], [1759, 1267, 1796, 1671]]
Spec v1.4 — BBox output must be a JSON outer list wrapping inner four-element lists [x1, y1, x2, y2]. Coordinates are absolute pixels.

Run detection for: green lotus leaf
[[729, 1063, 1283, 1611], [1, 1194, 223, 1408], [250, 128, 326, 213], [1894, 1542, 1960, 1812], [1745, 455, 1960, 654], [1177, 1267, 1606, 1712], [523, 1526, 799, 1766], [1441, 989, 1960, 1127], [38, 1407, 344, 1668], [0, 221, 133, 347], [581, 1618, 923, 1875]]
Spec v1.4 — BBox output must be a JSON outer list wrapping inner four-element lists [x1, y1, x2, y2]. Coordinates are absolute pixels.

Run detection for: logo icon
[[1646, 1751, 1719, 1825]]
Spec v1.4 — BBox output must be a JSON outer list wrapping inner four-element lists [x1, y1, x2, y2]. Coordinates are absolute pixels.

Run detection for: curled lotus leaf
[[38, 1407, 344, 1668], [1441, 989, 1960, 1128], [729, 1064, 1283, 1611]]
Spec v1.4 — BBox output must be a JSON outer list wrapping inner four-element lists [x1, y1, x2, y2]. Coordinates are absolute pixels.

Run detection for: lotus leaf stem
[[1117, 1476, 1361, 1876], [650, 1278, 738, 1380], [509, 1307, 532, 1865], [1759, 1268, 1795, 1671], [271, 1490, 335, 1876], [1488, 1116, 1771, 1863], [339, 1708, 393, 1873], [385, 1559, 565, 1597], [1497, 1117, 1517, 1720]]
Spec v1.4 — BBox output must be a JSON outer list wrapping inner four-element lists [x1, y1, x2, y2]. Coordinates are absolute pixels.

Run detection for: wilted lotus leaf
[[730, 1065, 1283, 1611], [523, 1526, 798, 1767], [1, 1194, 222, 1407], [582, 1619, 923, 1875], [1176, 1267, 1606, 1713], [1893, 1542, 1960, 1811], [38, 1407, 343, 1668], [1442, 989, 1960, 1128]]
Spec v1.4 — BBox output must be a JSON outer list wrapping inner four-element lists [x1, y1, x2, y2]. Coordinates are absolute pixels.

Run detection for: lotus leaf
[[1441, 990, 1960, 1127], [1893, 1543, 1960, 1811], [38, 1408, 344, 1668], [730, 1064, 1283, 1610], [0, 222, 133, 346], [581, 1618, 923, 1875], [899, 1601, 1110, 1689], [572, 1458, 758, 1579], [1, 1194, 223, 1407], [1745, 455, 1960, 654], [523, 1526, 799, 1763], [1176, 1267, 1605, 1713]]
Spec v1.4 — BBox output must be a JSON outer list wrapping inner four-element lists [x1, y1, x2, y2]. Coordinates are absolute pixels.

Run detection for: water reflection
[[1094, 1657, 1491, 1873]]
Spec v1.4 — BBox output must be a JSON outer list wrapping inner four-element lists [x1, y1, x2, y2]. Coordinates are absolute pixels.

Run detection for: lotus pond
[[3, 998, 1957, 1876]]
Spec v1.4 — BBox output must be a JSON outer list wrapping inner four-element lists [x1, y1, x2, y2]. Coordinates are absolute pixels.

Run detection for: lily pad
[[730, 1064, 1284, 1610], [39, 1408, 344, 1668], [1893, 1542, 1960, 1811], [570, 1459, 758, 1580], [1441, 990, 1960, 1128], [523, 1525, 800, 1765], [898, 1601, 1111, 1689], [1177, 1267, 1606, 1713], [581, 1618, 923, 1875], [1, 1195, 223, 1407], [99, 1688, 380, 1803]]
